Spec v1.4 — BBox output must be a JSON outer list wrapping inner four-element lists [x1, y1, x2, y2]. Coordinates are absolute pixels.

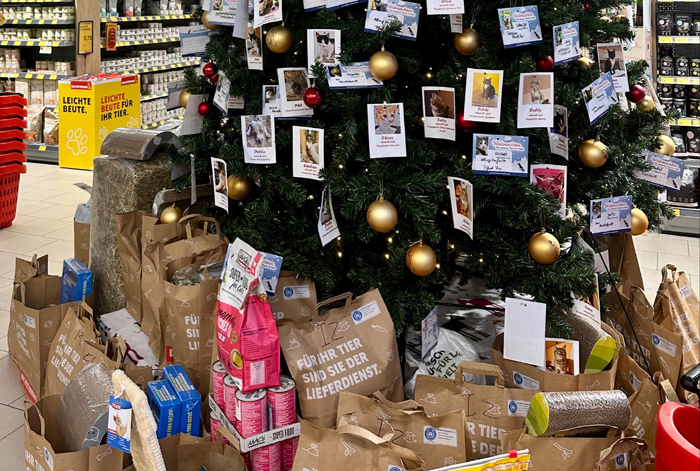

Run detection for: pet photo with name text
[[245, 114, 273, 148], [521, 74, 551, 105], [373, 104, 402, 135], [246, 27, 262, 58], [283, 69, 310, 102], [471, 72, 499, 108], [423, 89, 454, 118]]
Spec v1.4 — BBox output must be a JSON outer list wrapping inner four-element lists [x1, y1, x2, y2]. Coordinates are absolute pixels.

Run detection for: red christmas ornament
[[198, 101, 212, 116], [303, 86, 323, 108], [626, 84, 646, 103], [203, 62, 218, 78], [535, 56, 554, 72], [209, 73, 219, 84], [584, 2, 592, 10], [456, 111, 477, 132]]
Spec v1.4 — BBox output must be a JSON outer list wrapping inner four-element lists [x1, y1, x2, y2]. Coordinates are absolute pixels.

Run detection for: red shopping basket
[[0, 163, 26, 227]]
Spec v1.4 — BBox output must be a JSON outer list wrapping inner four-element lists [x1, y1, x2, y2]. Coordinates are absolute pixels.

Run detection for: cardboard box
[[44, 80, 58, 106], [148, 380, 181, 439], [163, 365, 201, 436], [30, 79, 44, 105], [59, 258, 93, 303], [14, 79, 30, 99]]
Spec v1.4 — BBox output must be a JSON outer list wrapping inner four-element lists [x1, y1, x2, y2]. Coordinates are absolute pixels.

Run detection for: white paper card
[[548, 105, 569, 158], [213, 73, 231, 113], [318, 187, 340, 246], [590, 195, 633, 236], [277, 68, 314, 118], [211, 157, 229, 213], [426, 0, 464, 15], [292, 126, 324, 180], [179, 26, 211, 56], [421, 307, 439, 361], [422, 87, 456, 141], [180, 94, 207, 135], [242, 114, 276, 163], [503, 298, 546, 367], [304, 0, 325, 10], [246, 26, 263, 70], [262, 85, 282, 116], [517, 72, 553, 129], [232, 0, 249, 39], [448, 176, 473, 239], [368, 103, 407, 158], [167, 80, 187, 111], [449, 14, 462, 33], [553, 22, 580, 65], [307, 29, 340, 76], [464, 69, 503, 123], [597, 43, 629, 93], [209, 0, 237, 25], [582, 73, 618, 124], [253, 0, 282, 28]]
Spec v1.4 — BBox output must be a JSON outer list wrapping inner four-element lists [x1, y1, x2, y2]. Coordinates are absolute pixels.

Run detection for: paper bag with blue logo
[[278, 290, 403, 428], [270, 271, 317, 323]]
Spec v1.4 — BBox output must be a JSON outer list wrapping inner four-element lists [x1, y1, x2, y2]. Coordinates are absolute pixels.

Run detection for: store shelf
[[0, 0, 72, 3], [0, 40, 75, 47], [4, 19, 75, 25], [658, 76, 700, 85], [122, 60, 200, 75], [141, 92, 168, 102], [27, 143, 59, 153], [670, 117, 700, 127], [657, 36, 700, 45], [142, 115, 183, 129], [0, 72, 66, 80], [101, 37, 180, 48], [26, 142, 59, 164], [100, 14, 191, 23]]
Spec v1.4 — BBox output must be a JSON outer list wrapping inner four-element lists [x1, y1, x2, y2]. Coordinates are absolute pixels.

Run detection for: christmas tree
[[177, 0, 673, 337]]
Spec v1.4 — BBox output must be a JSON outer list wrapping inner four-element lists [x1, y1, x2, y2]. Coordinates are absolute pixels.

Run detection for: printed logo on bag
[[350, 301, 381, 325], [615, 453, 628, 469], [652, 333, 678, 356], [512, 371, 540, 390], [283, 285, 311, 300], [388, 466, 404, 471], [423, 426, 458, 447], [424, 426, 437, 441], [24, 315, 36, 329], [506, 399, 530, 417], [44, 447, 54, 471]]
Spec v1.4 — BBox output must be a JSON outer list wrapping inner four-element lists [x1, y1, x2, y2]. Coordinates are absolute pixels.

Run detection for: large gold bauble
[[160, 205, 182, 224], [637, 96, 655, 112], [631, 208, 649, 236], [578, 139, 608, 168], [179, 89, 191, 109], [227, 175, 252, 201], [369, 50, 398, 81], [454, 28, 481, 55], [406, 242, 437, 277], [577, 57, 594, 68], [201, 11, 221, 30], [653, 135, 676, 156], [528, 231, 561, 265], [265, 25, 292, 53], [366, 197, 398, 233]]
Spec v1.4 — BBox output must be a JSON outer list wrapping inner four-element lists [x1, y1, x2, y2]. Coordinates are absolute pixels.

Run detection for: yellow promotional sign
[[433, 452, 531, 471], [58, 76, 141, 169], [78, 21, 93, 55]]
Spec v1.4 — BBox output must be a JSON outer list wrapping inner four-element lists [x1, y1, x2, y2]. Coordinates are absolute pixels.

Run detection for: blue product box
[[60, 258, 93, 303], [162, 365, 201, 436], [147, 381, 181, 439]]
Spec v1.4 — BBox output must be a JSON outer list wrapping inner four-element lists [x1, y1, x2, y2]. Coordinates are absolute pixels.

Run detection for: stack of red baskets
[[0, 92, 28, 228]]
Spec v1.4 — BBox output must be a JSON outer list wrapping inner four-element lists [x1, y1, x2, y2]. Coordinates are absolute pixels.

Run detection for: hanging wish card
[[582, 72, 618, 124], [293, 126, 324, 180], [365, 0, 420, 41], [253, 0, 282, 28], [241, 114, 276, 164], [179, 26, 212, 56], [530, 164, 567, 218], [517, 72, 554, 129], [277, 68, 314, 118], [367, 103, 407, 158], [326, 62, 384, 89], [232, 0, 249, 39], [327, 0, 364, 10], [211, 157, 229, 213], [307, 29, 340, 76], [590, 195, 633, 236], [635, 151, 686, 190], [304, 0, 325, 10], [449, 14, 462, 33], [262, 85, 282, 116], [180, 94, 207, 135], [553, 22, 580, 65], [472, 134, 529, 177], [167, 80, 187, 111], [548, 105, 569, 158], [426, 0, 464, 15], [498, 6, 543, 48], [596, 43, 629, 93], [229, 95, 245, 109], [213, 73, 231, 113], [448, 176, 473, 239], [422, 87, 456, 141], [209, 0, 237, 26], [318, 187, 340, 246], [464, 69, 503, 123], [246, 26, 263, 70]]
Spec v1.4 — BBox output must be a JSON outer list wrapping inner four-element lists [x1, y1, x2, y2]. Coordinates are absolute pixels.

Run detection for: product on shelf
[[0, 28, 76, 42], [101, 48, 188, 73], [0, 6, 76, 20], [100, 24, 180, 45]]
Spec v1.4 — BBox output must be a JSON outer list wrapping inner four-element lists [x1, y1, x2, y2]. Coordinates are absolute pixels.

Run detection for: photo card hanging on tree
[[213, 72, 231, 113], [318, 187, 340, 246], [304, 0, 325, 11], [241, 114, 276, 164], [180, 94, 207, 135], [327, 0, 364, 10], [365, 0, 420, 41], [589, 195, 633, 236], [596, 43, 629, 93], [553, 21, 580, 65], [426, 0, 464, 15], [582, 72, 618, 124], [449, 14, 462, 33], [307, 29, 341, 76], [530, 164, 567, 218], [464, 68, 503, 123], [548, 105, 569, 158], [277, 67, 314, 118], [367, 103, 407, 158], [232, 0, 249, 39], [211, 157, 229, 213], [292, 126, 325, 181], [325, 62, 384, 89], [635, 151, 686, 191], [448, 176, 473, 239], [253, 0, 282, 28], [517, 72, 554, 129], [208, 0, 236, 25], [422, 87, 456, 141], [246, 25, 263, 70], [472, 134, 529, 177], [497, 5, 543, 48]]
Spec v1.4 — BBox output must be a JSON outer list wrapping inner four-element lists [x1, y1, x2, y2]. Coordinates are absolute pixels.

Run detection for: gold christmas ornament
[[366, 196, 398, 233], [578, 139, 608, 168], [227, 175, 252, 201], [179, 89, 191, 109], [577, 57, 594, 68], [265, 25, 292, 53], [201, 11, 220, 30], [160, 205, 182, 224], [631, 208, 649, 236], [406, 242, 437, 277], [637, 96, 655, 112], [653, 135, 676, 156], [454, 28, 481, 55], [369, 48, 398, 81], [529, 230, 561, 265]]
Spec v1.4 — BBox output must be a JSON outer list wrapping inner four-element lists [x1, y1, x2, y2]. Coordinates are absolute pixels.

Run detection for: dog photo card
[[241, 114, 276, 164], [553, 22, 580, 65], [254, 0, 282, 28], [246, 26, 263, 70], [211, 157, 229, 213], [326, 62, 384, 89], [464, 69, 503, 123], [448, 176, 473, 239], [589, 195, 632, 236], [635, 150, 686, 191], [307, 29, 340, 76], [597, 43, 629, 93], [262, 85, 281, 116], [548, 105, 569, 158], [318, 187, 340, 246], [517, 72, 554, 129], [530, 164, 567, 218], [498, 5, 543, 48], [582, 72, 618, 124], [277, 68, 314, 118], [472, 134, 529, 177], [293, 126, 324, 181], [422, 87, 456, 141], [426, 0, 464, 15], [367, 103, 407, 158], [365, 0, 420, 41], [209, 0, 236, 25]]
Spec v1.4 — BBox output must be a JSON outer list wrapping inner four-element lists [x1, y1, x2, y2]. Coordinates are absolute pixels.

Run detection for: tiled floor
[[0, 163, 697, 466]]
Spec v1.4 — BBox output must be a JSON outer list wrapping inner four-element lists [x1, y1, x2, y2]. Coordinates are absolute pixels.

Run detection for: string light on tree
[[630, 208, 648, 236], [406, 241, 437, 276], [160, 204, 182, 224], [456, 111, 477, 131], [366, 196, 398, 233], [529, 230, 561, 264]]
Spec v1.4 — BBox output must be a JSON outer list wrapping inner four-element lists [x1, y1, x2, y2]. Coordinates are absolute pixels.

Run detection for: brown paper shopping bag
[[596, 437, 652, 471], [625, 376, 660, 457], [270, 271, 318, 323], [414, 361, 538, 459], [74, 221, 91, 267], [278, 290, 403, 428], [116, 211, 148, 323]]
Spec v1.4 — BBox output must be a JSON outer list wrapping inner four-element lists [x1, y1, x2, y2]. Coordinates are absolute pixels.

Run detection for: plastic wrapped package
[[74, 183, 92, 223], [26, 105, 43, 143], [99, 128, 180, 161], [43, 107, 58, 145], [171, 266, 199, 286]]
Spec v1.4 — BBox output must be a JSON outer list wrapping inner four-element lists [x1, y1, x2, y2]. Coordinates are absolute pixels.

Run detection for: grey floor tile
[[634, 235, 689, 256], [0, 426, 24, 470], [0, 356, 24, 406], [656, 254, 700, 276], [0, 335, 7, 352], [0, 404, 23, 440], [8, 396, 24, 411], [636, 250, 658, 270]]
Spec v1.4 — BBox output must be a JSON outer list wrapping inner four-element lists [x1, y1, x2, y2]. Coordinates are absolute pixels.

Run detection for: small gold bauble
[[406, 242, 437, 277], [631, 208, 649, 236], [578, 139, 608, 168], [369, 50, 398, 81], [179, 89, 191, 109], [654, 135, 676, 156], [160, 205, 182, 224], [637, 96, 655, 112], [227, 175, 252, 201], [201, 11, 221, 30], [577, 57, 594, 68], [529, 231, 561, 265], [454, 28, 481, 56], [265, 25, 292, 53], [367, 197, 398, 233]]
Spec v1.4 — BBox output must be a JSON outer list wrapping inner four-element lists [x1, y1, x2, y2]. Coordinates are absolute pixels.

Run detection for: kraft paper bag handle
[[371, 391, 424, 412], [216, 427, 241, 450], [178, 215, 221, 240], [202, 252, 226, 281], [312, 292, 353, 315], [661, 264, 677, 283], [337, 420, 395, 444], [597, 437, 650, 470], [24, 401, 46, 438], [455, 360, 505, 388]]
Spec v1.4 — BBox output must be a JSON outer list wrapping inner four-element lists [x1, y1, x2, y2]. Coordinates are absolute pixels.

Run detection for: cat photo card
[[582, 72, 618, 124], [208, 0, 236, 25], [498, 6, 543, 48], [326, 62, 384, 89], [464, 68, 503, 123], [472, 134, 529, 177], [548, 105, 569, 158], [530, 164, 567, 218], [253, 0, 282, 28], [262, 85, 281, 116], [449, 14, 462, 33], [277, 68, 314, 118], [553, 22, 580, 65], [589, 195, 632, 236], [635, 150, 686, 191], [422, 87, 455, 141], [292, 126, 324, 180], [304, 0, 325, 10], [517, 72, 554, 129], [211, 157, 229, 213], [367, 103, 407, 158], [542, 338, 580, 375], [448, 176, 473, 239], [307, 29, 340, 76], [365, 0, 420, 41], [213, 72, 231, 113], [596, 43, 629, 93], [318, 187, 340, 246], [241, 114, 276, 164], [246, 26, 263, 70], [426, 0, 464, 15]]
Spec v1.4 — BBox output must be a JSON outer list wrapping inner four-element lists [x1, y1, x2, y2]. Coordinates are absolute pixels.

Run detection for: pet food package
[[44, 80, 58, 106], [278, 289, 403, 428], [43, 107, 58, 145], [216, 238, 281, 393], [667, 166, 699, 207], [26, 105, 43, 143], [30, 79, 44, 105], [269, 270, 318, 323], [14, 78, 30, 99]]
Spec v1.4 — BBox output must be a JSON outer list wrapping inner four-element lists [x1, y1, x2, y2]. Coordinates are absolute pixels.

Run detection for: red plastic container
[[0, 163, 26, 227], [0, 129, 27, 143], [0, 118, 27, 130], [0, 140, 26, 155], [656, 402, 700, 471], [0, 93, 27, 108]]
